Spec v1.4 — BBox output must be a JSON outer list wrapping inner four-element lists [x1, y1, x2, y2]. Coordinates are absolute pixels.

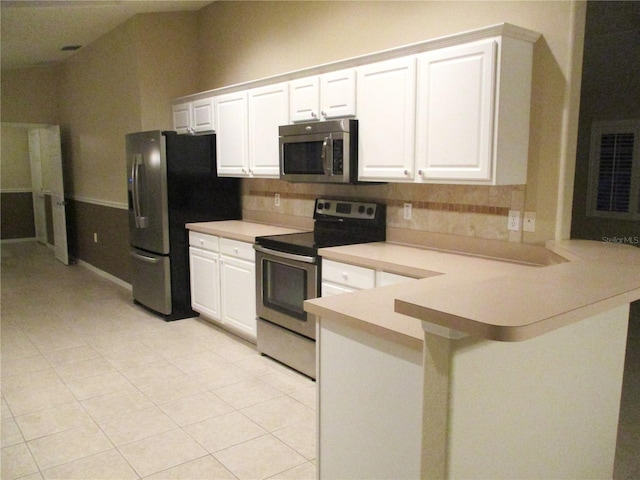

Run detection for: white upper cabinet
[[416, 40, 496, 182], [216, 84, 286, 178], [290, 69, 356, 122], [248, 82, 289, 177], [415, 37, 534, 185], [356, 57, 417, 181], [215, 91, 249, 176], [320, 69, 357, 119], [174, 24, 539, 184], [290, 76, 320, 122], [172, 103, 191, 134], [173, 96, 215, 134]]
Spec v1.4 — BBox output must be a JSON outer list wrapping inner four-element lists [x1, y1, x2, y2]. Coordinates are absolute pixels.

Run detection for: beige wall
[[1, 126, 31, 190], [197, 1, 586, 244], [0, 66, 59, 124], [133, 12, 200, 131], [55, 11, 200, 204], [1, 2, 587, 250]]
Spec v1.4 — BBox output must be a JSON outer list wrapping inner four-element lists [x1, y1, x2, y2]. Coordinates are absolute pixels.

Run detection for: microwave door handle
[[322, 136, 332, 176]]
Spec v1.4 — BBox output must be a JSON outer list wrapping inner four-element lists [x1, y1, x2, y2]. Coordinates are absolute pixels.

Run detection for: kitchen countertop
[[185, 220, 304, 243], [304, 239, 640, 342]]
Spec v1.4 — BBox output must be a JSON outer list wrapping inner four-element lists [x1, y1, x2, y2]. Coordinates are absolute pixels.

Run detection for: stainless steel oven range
[[254, 198, 386, 379]]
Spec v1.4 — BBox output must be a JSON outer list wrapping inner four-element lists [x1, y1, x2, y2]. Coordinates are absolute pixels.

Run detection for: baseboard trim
[[1, 237, 38, 244], [75, 258, 132, 291]]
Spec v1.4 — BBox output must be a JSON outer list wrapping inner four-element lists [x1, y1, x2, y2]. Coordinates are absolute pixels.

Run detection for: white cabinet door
[[189, 246, 221, 320], [172, 102, 191, 134], [216, 91, 250, 176], [290, 76, 320, 122], [320, 69, 356, 120], [173, 97, 215, 134], [248, 82, 288, 177], [220, 254, 256, 340], [416, 40, 496, 182], [357, 56, 417, 181], [191, 97, 216, 134]]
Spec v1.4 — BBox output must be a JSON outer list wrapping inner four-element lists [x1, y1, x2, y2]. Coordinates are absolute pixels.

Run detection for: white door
[[416, 40, 496, 182], [290, 76, 320, 122], [28, 129, 47, 244], [220, 254, 256, 340], [320, 69, 357, 119], [356, 56, 417, 181], [44, 126, 69, 265], [189, 246, 221, 320], [215, 91, 250, 176], [248, 82, 289, 177]]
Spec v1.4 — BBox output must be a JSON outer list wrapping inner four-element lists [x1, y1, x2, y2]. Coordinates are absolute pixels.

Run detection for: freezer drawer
[[130, 248, 171, 315]]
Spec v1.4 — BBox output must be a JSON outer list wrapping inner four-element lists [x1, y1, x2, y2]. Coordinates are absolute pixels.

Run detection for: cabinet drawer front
[[189, 232, 219, 251], [376, 271, 416, 287], [322, 260, 375, 290], [220, 237, 255, 261]]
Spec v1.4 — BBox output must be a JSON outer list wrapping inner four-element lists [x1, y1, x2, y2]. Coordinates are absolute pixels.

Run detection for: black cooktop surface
[[254, 198, 386, 257], [255, 230, 382, 257]]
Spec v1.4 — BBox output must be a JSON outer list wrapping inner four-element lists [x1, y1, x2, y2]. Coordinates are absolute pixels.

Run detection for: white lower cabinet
[[189, 232, 220, 320], [220, 238, 256, 340], [189, 233, 257, 342], [321, 259, 416, 296]]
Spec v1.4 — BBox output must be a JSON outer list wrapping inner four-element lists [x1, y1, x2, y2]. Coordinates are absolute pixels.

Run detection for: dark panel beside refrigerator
[[127, 130, 240, 321]]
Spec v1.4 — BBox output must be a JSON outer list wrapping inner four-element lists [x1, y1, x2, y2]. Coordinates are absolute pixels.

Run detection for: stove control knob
[[324, 202, 331, 210], [366, 207, 374, 216], [358, 205, 365, 214]]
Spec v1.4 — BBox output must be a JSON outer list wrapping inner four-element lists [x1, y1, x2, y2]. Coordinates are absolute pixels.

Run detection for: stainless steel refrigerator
[[126, 130, 240, 320]]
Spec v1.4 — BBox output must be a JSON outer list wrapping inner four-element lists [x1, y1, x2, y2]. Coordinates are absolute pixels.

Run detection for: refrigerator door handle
[[132, 154, 148, 229], [130, 251, 161, 264]]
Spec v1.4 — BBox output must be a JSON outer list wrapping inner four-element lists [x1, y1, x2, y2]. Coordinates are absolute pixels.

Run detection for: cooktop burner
[[255, 199, 386, 257]]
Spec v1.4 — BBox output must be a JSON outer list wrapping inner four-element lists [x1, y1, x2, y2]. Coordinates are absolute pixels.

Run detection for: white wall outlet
[[403, 203, 412, 220], [508, 210, 521, 231], [274, 193, 281, 207], [523, 211, 536, 232], [93, 232, 98, 243]]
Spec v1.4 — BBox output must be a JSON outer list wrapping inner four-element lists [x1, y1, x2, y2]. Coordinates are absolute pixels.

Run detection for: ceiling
[[0, 0, 213, 70]]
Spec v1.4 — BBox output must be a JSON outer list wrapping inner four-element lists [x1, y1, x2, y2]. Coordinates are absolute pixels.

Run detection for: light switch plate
[[274, 193, 281, 207], [508, 210, 521, 231]]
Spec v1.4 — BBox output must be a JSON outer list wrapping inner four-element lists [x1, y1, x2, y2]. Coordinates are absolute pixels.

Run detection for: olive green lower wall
[[1, 192, 35, 240], [66, 200, 131, 283]]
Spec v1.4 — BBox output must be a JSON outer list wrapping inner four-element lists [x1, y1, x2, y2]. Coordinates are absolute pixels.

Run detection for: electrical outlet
[[523, 211, 536, 232], [93, 232, 98, 243], [274, 193, 280, 207], [508, 210, 521, 231], [403, 203, 412, 220]]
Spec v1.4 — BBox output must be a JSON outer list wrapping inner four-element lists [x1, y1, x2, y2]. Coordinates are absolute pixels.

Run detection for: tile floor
[[1, 242, 316, 480], [2, 242, 639, 479]]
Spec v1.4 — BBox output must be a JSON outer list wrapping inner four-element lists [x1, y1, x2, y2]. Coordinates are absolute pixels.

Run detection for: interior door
[[28, 129, 47, 245], [44, 126, 69, 265]]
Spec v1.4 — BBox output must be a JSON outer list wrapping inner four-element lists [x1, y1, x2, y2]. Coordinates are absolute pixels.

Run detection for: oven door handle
[[254, 245, 317, 264]]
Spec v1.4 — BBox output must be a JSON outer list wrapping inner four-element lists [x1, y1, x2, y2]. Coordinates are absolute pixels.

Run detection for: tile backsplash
[[242, 179, 526, 243]]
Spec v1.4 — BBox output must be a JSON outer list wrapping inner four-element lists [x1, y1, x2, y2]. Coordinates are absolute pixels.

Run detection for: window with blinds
[[587, 120, 640, 220]]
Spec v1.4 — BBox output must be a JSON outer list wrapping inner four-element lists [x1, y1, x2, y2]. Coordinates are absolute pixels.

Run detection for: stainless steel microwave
[[279, 119, 358, 184]]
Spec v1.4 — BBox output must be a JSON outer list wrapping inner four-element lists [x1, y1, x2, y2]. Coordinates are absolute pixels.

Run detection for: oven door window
[[262, 259, 308, 321]]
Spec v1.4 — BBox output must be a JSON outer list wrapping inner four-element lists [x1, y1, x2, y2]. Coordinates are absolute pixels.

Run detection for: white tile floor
[[1, 242, 316, 480], [3, 242, 639, 480]]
